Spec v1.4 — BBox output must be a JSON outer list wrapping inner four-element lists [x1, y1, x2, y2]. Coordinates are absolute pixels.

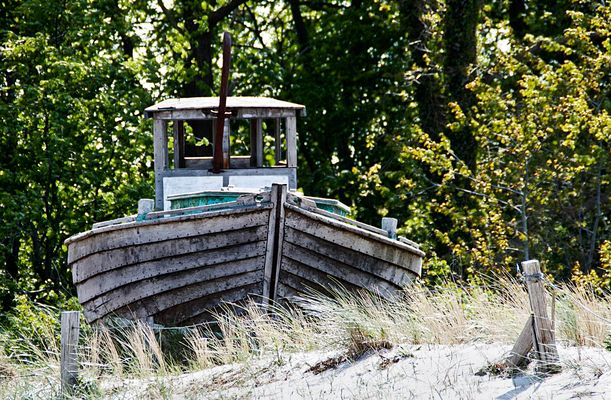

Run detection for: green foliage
[[1, 0, 609, 309], [1, 0, 153, 307], [0, 295, 63, 362], [401, 2, 609, 281]]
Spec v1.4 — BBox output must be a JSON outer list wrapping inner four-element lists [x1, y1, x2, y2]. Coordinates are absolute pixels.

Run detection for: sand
[[106, 343, 611, 399]]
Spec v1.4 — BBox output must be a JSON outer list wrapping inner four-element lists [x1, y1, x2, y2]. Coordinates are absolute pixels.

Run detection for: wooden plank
[[286, 204, 425, 257], [73, 226, 266, 283], [138, 199, 154, 215], [150, 108, 302, 120], [262, 184, 287, 304], [145, 96, 305, 113], [60, 311, 80, 396], [250, 119, 258, 167], [289, 168, 297, 190], [278, 269, 322, 295], [277, 267, 363, 298], [281, 243, 402, 296], [286, 194, 389, 237], [145, 193, 266, 219], [67, 206, 270, 263], [93, 270, 264, 323], [222, 119, 230, 169], [275, 282, 302, 301], [284, 206, 424, 269], [151, 108, 301, 120], [283, 227, 414, 286], [153, 110, 211, 120], [154, 119, 168, 210], [237, 108, 297, 119], [181, 156, 253, 169], [381, 217, 398, 239], [398, 236, 420, 249], [503, 314, 534, 369], [255, 119, 263, 167], [92, 215, 137, 230], [522, 260, 560, 373], [274, 118, 282, 163], [173, 120, 185, 168], [157, 166, 296, 178], [156, 282, 263, 326], [83, 258, 265, 322], [286, 116, 297, 168], [76, 239, 266, 303], [281, 254, 370, 294]]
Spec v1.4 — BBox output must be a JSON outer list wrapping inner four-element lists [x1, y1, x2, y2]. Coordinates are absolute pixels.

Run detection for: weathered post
[[381, 217, 398, 239], [504, 314, 534, 369], [500, 260, 560, 374], [61, 311, 80, 396], [138, 199, 154, 215], [522, 260, 560, 373]]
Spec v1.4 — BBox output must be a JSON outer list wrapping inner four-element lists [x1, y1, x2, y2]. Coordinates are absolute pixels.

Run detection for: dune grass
[[0, 275, 609, 398]]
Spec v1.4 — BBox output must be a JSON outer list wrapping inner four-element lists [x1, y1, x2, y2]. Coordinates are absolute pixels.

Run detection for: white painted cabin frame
[[145, 97, 305, 210]]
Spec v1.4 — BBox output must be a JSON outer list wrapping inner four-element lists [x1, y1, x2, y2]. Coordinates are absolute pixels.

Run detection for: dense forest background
[[0, 0, 609, 310]]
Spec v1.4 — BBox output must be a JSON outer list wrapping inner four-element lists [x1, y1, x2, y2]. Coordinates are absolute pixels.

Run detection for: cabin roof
[[145, 96, 305, 117]]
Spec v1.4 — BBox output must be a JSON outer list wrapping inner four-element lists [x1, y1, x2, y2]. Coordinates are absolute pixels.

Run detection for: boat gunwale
[[64, 202, 273, 246], [284, 203, 426, 259]]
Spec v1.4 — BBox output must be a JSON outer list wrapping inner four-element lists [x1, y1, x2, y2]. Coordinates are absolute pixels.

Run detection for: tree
[[0, 0, 152, 307], [402, 3, 610, 282]]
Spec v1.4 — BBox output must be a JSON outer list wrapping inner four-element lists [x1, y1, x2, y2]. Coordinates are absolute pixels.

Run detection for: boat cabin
[[145, 97, 306, 210]]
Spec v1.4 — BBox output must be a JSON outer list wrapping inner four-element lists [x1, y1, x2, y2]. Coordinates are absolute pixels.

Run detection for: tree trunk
[[400, 0, 446, 139], [289, 0, 309, 54], [509, 0, 527, 39], [443, 0, 481, 171]]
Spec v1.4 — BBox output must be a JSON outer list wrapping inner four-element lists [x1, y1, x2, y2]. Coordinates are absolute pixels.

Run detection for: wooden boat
[[66, 97, 424, 326], [65, 35, 424, 326]]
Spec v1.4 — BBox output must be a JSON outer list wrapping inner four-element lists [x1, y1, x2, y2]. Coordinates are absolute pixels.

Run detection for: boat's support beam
[[153, 119, 169, 210], [263, 184, 287, 305]]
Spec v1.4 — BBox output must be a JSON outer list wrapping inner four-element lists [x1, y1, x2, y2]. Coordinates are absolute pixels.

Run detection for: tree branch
[[305, 1, 348, 11], [157, 0, 186, 35], [210, 0, 249, 26], [289, 0, 310, 53]]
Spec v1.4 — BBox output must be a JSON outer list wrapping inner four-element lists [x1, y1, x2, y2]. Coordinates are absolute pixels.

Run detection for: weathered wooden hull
[[276, 205, 422, 300], [66, 185, 424, 326], [67, 206, 271, 326]]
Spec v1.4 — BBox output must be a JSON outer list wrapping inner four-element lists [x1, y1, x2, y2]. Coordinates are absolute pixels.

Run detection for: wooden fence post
[[61, 311, 80, 396], [522, 260, 560, 373], [501, 260, 560, 374], [504, 314, 534, 369]]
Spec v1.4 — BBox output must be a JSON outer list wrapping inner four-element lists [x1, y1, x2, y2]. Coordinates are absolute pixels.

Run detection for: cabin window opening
[[167, 116, 290, 170], [184, 120, 213, 158], [229, 119, 252, 168], [262, 118, 286, 167], [168, 120, 214, 170]]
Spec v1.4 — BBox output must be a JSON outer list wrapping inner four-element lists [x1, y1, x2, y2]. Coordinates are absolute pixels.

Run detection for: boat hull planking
[[66, 185, 424, 326]]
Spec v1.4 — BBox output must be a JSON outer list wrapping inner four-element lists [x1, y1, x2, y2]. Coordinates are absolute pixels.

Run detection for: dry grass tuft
[[554, 283, 611, 347], [0, 274, 609, 398]]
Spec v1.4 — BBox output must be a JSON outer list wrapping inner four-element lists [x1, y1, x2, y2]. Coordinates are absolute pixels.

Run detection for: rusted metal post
[[212, 32, 232, 172]]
